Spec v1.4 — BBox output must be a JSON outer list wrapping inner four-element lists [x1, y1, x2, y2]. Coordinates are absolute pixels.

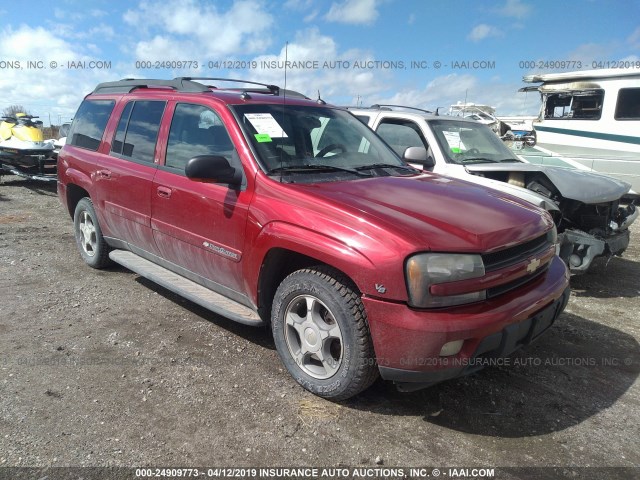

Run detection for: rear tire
[[73, 198, 111, 269], [271, 266, 378, 400]]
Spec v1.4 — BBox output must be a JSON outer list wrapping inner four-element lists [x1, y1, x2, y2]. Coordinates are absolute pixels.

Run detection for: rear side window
[[111, 100, 166, 163], [68, 100, 115, 151], [615, 88, 640, 120]]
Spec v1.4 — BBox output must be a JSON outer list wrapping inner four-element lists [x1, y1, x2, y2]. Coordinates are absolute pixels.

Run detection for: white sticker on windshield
[[443, 131, 465, 150], [244, 113, 288, 138]]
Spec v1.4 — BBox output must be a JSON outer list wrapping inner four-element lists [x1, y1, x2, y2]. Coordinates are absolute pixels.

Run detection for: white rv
[[521, 68, 640, 190]]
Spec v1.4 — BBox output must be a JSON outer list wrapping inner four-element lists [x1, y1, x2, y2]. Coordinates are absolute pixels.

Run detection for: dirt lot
[[0, 175, 638, 478]]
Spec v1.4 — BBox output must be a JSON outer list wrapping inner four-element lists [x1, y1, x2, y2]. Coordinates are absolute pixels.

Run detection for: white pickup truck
[[350, 106, 638, 273]]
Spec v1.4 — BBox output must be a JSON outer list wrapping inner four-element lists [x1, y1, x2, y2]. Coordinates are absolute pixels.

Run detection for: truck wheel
[[271, 266, 378, 400], [73, 198, 111, 269]]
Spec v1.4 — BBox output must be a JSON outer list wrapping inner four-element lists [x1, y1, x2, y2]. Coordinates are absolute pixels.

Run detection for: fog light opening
[[440, 339, 464, 357]]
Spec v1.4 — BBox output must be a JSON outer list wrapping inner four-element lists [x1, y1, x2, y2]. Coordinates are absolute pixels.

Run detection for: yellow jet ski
[[0, 113, 56, 180]]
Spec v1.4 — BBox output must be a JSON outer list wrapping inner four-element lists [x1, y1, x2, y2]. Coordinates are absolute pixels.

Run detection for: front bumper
[[559, 229, 630, 273], [363, 255, 569, 389]]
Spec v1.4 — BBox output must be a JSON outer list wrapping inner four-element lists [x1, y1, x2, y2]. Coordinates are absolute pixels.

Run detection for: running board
[[109, 250, 264, 326]]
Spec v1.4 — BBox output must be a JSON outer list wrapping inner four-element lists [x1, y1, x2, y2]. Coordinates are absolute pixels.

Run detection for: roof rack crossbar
[[177, 77, 281, 95]]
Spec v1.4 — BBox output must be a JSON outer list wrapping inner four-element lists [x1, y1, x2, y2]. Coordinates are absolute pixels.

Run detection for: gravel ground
[[0, 175, 638, 478]]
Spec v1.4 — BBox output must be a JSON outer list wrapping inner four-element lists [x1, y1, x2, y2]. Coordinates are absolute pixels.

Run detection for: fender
[[58, 165, 116, 237], [245, 220, 389, 305], [58, 165, 93, 214], [64, 167, 94, 196]]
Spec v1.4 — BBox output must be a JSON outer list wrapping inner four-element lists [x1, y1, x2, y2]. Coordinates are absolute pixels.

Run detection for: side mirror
[[59, 124, 71, 138], [185, 155, 242, 186], [403, 146, 434, 168]]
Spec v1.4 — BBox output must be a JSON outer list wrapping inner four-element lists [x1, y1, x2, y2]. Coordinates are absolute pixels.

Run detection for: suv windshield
[[429, 119, 522, 165], [233, 104, 417, 181]]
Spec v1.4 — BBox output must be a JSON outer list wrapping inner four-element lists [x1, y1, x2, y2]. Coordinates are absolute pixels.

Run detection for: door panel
[[151, 103, 251, 295], [95, 100, 166, 253]]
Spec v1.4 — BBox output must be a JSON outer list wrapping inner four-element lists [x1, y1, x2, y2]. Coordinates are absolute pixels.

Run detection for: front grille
[[486, 265, 548, 298], [482, 233, 550, 272]]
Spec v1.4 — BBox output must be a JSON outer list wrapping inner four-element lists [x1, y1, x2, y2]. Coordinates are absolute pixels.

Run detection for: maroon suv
[[58, 78, 570, 399]]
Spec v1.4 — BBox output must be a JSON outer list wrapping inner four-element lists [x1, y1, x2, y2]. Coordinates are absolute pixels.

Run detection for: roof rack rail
[[92, 77, 310, 99], [369, 104, 433, 114], [92, 78, 210, 94]]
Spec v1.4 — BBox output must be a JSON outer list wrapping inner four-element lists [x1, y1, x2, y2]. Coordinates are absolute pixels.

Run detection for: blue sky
[[1, 0, 639, 124]]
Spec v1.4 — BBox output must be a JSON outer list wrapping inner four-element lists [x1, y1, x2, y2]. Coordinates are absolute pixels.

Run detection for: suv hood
[[299, 173, 553, 253], [466, 163, 631, 204]]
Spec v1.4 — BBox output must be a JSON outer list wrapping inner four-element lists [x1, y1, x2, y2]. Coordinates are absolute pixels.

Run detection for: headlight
[[405, 253, 486, 308]]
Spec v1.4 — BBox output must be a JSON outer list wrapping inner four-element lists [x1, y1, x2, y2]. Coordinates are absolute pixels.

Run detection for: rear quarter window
[[68, 99, 115, 151]]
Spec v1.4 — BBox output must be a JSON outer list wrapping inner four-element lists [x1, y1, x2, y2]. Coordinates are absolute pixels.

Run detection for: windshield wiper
[[461, 158, 500, 164], [355, 163, 418, 172], [267, 164, 371, 176]]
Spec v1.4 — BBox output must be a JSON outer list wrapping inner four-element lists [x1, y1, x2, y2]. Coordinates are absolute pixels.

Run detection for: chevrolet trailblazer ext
[[58, 78, 570, 400]]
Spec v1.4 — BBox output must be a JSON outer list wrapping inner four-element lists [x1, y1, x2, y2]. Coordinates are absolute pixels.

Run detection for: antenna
[[283, 42, 288, 96], [279, 42, 289, 183], [462, 89, 468, 117]]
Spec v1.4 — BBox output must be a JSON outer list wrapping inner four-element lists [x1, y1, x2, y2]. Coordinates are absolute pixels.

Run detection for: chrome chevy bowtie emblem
[[527, 258, 541, 273]]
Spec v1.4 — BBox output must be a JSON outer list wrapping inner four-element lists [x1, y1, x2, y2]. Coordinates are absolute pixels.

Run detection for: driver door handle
[[157, 186, 172, 199]]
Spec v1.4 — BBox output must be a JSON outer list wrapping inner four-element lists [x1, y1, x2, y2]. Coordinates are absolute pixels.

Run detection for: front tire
[[271, 266, 378, 400], [73, 197, 111, 269]]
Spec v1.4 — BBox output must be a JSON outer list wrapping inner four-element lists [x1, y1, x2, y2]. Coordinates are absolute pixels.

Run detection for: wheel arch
[[256, 247, 360, 322], [251, 221, 377, 322], [66, 183, 91, 218]]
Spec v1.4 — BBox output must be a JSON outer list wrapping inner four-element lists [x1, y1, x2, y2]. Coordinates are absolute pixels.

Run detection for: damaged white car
[[350, 106, 638, 273]]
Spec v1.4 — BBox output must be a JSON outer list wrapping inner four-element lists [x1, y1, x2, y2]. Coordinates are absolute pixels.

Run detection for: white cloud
[[565, 42, 614, 62], [90, 9, 108, 17], [124, 0, 274, 60], [303, 10, 319, 22], [135, 35, 180, 61], [468, 24, 503, 42], [0, 25, 108, 121], [88, 24, 115, 40], [1, 25, 76, 61], [375, 75, 478, 110], [283, 0, 314, 9], [628, 26, 640, 49], [495, 0, 532, 19], [250, 28, 389, 101], [53, 8, 84, 21], [325, 0, 380, 25], [369, 74, 540, 116]]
